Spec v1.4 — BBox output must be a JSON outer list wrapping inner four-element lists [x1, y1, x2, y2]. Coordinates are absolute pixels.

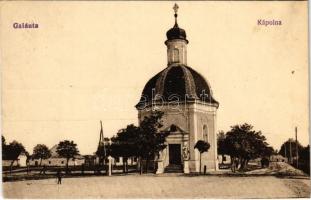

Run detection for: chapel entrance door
[[169, 144, 181, 165]]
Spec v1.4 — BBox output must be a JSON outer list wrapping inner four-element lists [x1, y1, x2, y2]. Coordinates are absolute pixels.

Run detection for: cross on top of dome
[[166, 3, 188, 43], [173, 3, 179, 15], [173, 3, 179, 27]]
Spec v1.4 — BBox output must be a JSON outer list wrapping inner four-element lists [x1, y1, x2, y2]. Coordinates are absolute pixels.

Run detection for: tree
[[298, 145, 310, 174], [5, 140, 26, 173], [137, 111, 169, 174], [56, 140, 79, 174], [299, 145, 310, 161], [2, 136, 6, 147], [279, 139, 303, 162], [217, 131, 227, 164], [2, 136, 8, 159], [194, 140, 210, 174], [32, 144, 51, 166], [109, 111, 168, 174], [279, 139, 309, 174], [110, 124, 140, 173], [224, 123, 273, 172]]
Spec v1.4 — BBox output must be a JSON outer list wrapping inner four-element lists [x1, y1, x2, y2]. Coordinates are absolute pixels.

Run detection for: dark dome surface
[[136, 64, 219, 108], [166, 23, 188, 43]]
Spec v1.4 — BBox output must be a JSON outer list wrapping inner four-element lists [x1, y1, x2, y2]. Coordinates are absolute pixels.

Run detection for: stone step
[[164, 164, 183, 173]]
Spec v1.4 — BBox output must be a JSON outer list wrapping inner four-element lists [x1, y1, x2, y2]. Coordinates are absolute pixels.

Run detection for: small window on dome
[[172, 49, 179, 63]]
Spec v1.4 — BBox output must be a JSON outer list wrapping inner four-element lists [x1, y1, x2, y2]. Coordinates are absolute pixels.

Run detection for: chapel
[[136, 4, 219, 173]]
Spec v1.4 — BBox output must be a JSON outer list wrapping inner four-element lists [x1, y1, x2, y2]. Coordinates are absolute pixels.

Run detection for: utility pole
[[289, 139, 292, 164], [295, 127, 299, 168], [284, 143, 287, 162], [98, 121, 106, 166]]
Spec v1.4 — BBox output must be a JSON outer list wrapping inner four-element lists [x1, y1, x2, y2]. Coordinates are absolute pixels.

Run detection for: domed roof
[[166, 23, 188, 43], [136, 64, 219, 109]]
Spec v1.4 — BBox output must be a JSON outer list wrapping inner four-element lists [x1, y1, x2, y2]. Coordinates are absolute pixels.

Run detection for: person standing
[[56, 170, 62, 184]]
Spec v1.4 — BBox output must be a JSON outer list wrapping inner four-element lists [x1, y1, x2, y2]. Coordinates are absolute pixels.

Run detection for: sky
[[0, 1, 309, 155]]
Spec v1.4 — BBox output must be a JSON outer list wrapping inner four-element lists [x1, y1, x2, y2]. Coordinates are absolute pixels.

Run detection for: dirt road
[[3, 175, 310, 198]]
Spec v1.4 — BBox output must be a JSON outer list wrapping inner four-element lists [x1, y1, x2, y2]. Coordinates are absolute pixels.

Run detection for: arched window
[[203, 125, 208, 142], [172, 49, 179, 62]]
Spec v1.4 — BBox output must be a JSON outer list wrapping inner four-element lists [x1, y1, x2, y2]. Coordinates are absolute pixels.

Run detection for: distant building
[[270, 154, 288, 163], [84, 155, 96, 166], [218, 155, 231, 165], [112, 157, 138, 166], [2, 152, 28, 167], [29, 144, 85, 167], [18, 153, 28, 167]]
